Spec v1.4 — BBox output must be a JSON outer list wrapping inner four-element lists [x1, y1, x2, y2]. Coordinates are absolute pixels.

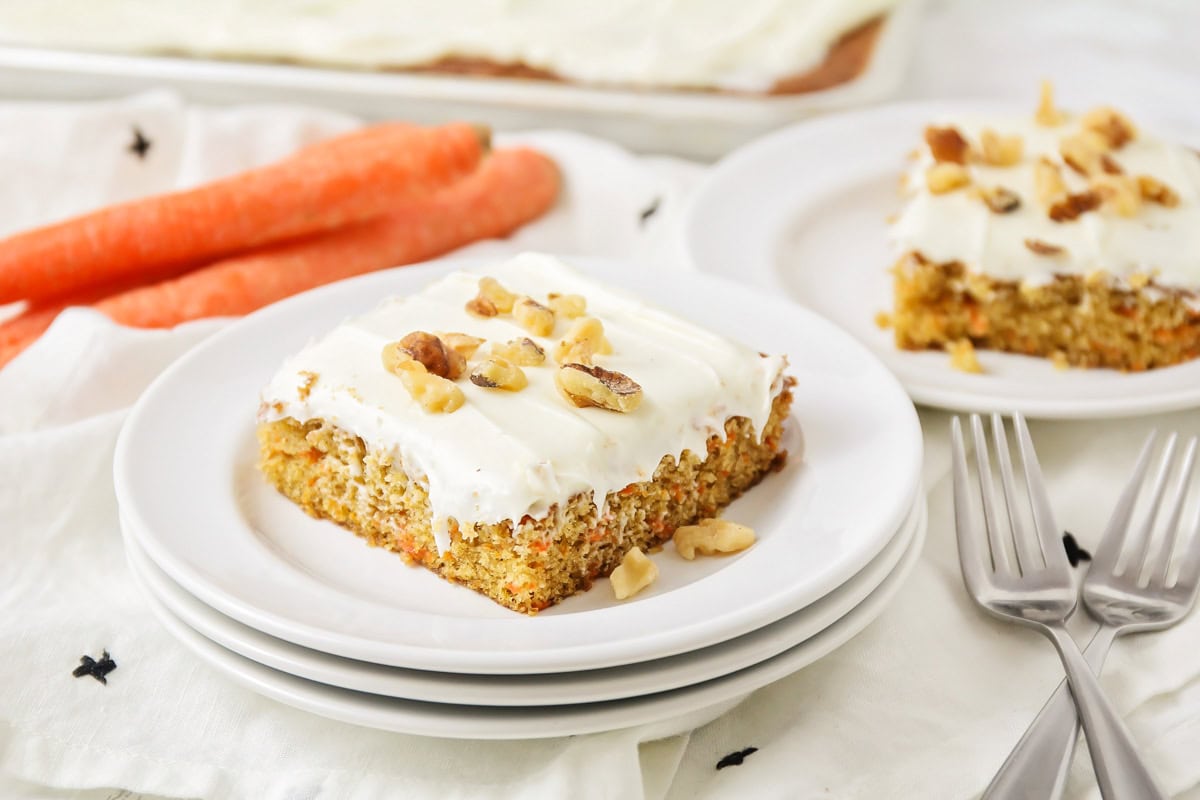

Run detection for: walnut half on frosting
[[555, 363, 642, 413]]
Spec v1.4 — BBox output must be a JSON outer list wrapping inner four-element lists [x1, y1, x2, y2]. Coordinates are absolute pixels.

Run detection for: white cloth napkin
[[5, 1, 1200, 795], [0, 91, 704, 800]]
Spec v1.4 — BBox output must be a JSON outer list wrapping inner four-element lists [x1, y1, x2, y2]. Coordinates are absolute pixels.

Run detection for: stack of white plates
[[113, 256, 925, 740]]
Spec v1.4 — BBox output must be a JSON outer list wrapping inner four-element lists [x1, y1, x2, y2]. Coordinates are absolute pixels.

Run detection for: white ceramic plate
[[126, 505, 926, 740], [114, 255, 922, 674], [684, 102, 1200, 419], [0, 2, 923, 160], [122, 490, 923, 706]]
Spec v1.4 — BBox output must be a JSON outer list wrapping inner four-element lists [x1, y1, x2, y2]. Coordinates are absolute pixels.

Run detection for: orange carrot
[[91, 147, 559, 328], [0, 306, 60, 367], [0, 122, 490, 305], [0, 258, 210, 368]]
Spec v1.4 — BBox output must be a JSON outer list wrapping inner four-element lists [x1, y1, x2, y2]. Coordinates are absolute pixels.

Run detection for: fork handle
[[1044, 625, 1165, 800], [983, 626, 1118, 800]]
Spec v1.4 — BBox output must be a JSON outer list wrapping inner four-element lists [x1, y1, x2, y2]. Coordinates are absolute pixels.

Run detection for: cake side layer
[[257, 384, 793, 614], [893, 256, 1200, 371]]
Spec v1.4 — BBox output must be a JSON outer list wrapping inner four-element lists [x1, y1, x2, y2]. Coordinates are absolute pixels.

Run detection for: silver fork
[[983, 430, 1200, 799], [951, 412, 1166, 800]]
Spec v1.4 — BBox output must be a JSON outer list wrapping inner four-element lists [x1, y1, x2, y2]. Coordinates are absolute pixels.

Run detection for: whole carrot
[[92, 147, 559, 328], [0, 122, 490, 306]]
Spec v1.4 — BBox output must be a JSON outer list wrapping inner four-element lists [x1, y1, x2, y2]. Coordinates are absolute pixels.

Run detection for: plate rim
[[121, 490, 923, 706], [113, 253, 923, 673], [125, 501, 928, 740], [683, 99, 1200, 420]]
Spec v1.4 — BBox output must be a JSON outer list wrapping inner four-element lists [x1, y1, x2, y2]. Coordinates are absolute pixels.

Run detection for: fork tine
[[951, 417, 991, 593], [1013, 413, 1063, 570], [1127, 433, 1179, 579], [992, 413, 1043, 575], [1173, 507, 1200, 596], [972, 413, 1014, 576], [1151, 436, 1199, 588], [1090, 430, 1159, 576]]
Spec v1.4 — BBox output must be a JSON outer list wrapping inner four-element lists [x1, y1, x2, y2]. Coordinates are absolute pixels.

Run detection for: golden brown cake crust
[[892, 254, 1200, 371], [257, 382, 795, 614]]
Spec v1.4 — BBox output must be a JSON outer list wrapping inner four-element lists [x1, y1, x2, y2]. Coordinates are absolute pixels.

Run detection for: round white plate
[[684, 101, 1200, 419], [122, 490, 923, 706], [127, 505, 926, 740], [114, 255, 922, 674]]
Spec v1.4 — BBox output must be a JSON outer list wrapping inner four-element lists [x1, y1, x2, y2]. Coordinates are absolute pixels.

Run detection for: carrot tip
[[472, 124, 493, 155]]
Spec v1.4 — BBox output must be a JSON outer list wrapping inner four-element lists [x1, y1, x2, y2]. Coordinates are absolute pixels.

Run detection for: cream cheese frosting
[[258, 253, 788, 552], [0, 0, 897, 92], [890, 110, 1200, 290]]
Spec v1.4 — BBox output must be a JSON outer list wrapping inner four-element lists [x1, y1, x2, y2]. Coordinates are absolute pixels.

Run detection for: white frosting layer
[[891, 112, 1200, 289], [258, 253, 787, 552], [0, 0, 896, 91]]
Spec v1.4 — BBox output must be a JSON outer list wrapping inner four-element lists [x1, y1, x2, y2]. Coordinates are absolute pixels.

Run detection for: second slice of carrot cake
[[890, 84, 1200, 371]]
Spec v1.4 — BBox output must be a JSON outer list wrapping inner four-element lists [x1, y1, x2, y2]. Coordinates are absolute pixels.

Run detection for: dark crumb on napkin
[[1063, 532, 1092, 567], [128, 126, 152, 160], [639, 197, 661, 226], [716, 747, 758, 770], [73, 650, 118, 684]]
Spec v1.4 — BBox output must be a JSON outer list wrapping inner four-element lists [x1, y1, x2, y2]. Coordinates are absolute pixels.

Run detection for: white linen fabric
[[4, 1, 1200, 797]]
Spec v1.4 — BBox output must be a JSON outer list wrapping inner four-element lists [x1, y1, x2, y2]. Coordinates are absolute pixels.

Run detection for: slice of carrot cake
[[890, 83, 1200, 371], [256, 253, 794, 614]]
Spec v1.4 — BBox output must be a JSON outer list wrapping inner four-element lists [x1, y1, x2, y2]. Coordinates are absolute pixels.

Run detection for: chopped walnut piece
[[547, 293, 587, 319], [1100, 153, 1124, 175], [554, 316, 613, 365], [492, 337, 546, 366], [387, 357, 465, 413], [555, 363, 643, 413], [1035, 80, 1067, 126], [978, 129, 1024, 166], [874, 311, 893, 330], [610, 547, 657, 600], [296, 371, 318, 401], [395, 331, 466, 380], [405, 373, 465, 413], [1048, 191, 1102, 222], [924, 125, 970, 164], [380, 343, 420, 376], [1080, 106, 1137, 149], [1034, 157, 1068, 209], [1060, 131, 1110, 176], [980, 186, 1021, 214], [439, 332, 485, 359], [1138, 175, 1180, 207], [477, 277, 516, 313], [512, 296, 555, 337], [1091, 175, 1141, 217], [465, 296, 498, 318], [925, 163, 971, 194], [1025, 238, 1066, 256], [469, 357, 527, 391], [1128, 272, 1153, 290], [947, 339, 984, 374], [673, 518, 756, 560]]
